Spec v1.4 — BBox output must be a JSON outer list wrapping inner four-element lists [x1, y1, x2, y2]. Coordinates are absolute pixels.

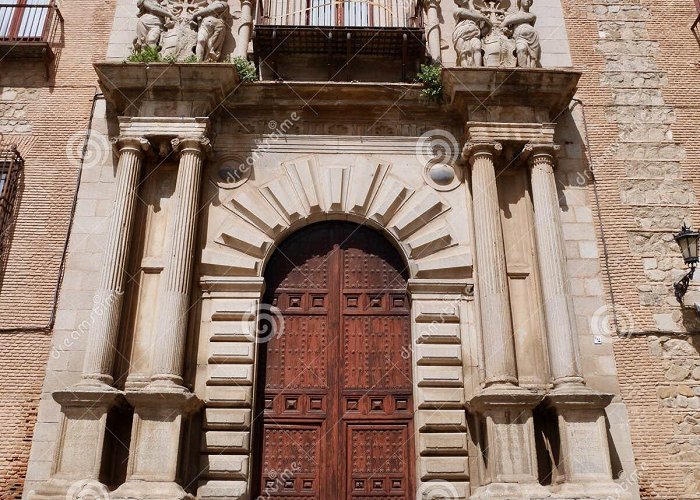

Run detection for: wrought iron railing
[[0, 0, 62, 46], [256, 0, 423, 28], [0, 146, 23, 267]]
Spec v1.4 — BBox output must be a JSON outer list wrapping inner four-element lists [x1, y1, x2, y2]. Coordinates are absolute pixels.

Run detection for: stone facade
[[1, 0, 698, 499]]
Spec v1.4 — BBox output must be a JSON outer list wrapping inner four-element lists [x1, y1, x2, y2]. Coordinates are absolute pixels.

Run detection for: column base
[[545, 386, 616, 488], [469, 386, 544, 487], [118, 387, 201, 497], [112, 480, 194, 500], [29, 387, 124, 500]]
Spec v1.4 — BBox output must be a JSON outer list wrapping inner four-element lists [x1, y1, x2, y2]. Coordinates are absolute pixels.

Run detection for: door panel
[[257, 222, 413, 499]]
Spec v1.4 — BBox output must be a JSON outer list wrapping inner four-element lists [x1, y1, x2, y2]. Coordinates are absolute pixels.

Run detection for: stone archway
[[196, 155, 475, 499]]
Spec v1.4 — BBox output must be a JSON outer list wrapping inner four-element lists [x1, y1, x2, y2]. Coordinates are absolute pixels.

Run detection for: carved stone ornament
[[452, 0, 541, 68], [134, 0, 231, 62]]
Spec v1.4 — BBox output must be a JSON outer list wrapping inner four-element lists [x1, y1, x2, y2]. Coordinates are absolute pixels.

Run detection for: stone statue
[[452, 0, 491, 67], [188, 1, 229, 62], [501, 0, 541, 68], [134, 0, 176, 50], [132, 0, 231, 62]]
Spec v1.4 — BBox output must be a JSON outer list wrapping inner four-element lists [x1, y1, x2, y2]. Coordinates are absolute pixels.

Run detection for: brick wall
[[562, 0, 700, 496], [0, 0, 115, 496]]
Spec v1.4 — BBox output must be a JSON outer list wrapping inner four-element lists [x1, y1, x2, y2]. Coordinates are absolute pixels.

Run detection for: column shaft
[[465, 142, 518, 387], [82, 138, 148, 386], [527, 144, 584, 387], [151, 138, 208, 385], [234, 0, 253, 58], [425, 0, 441, 63]]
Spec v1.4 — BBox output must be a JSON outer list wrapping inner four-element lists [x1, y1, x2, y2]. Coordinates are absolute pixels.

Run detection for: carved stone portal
[[453, 0, 540, 68], [135, 0, 231, 62]]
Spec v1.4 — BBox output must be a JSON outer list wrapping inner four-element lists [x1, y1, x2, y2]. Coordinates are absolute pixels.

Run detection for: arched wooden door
[[255, 222, 414, 499]]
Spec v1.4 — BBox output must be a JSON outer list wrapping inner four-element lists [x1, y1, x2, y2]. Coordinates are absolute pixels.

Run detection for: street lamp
[[673, 224, 699, 303]]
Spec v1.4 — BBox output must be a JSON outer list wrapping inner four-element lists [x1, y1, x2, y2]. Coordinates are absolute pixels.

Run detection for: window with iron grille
[[0, 146, 23, 265]]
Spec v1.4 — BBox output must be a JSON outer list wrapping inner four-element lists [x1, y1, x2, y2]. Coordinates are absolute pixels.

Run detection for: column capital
[[111, 136, 151, 156], [171, 136, 212, 156], [523, 142, 561, 165], [462, 141, 503, 165]]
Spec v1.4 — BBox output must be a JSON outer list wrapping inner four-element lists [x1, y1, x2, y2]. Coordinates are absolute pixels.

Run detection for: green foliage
[[183, 54, 198, 63], [415, 63, 443, 103], [230, 56, 258, 82], [126, 45, 163, 63]]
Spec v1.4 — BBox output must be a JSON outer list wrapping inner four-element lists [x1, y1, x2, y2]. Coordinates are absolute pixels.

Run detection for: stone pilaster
[[150, 136, 211, 388], [463, 141, 518, 388], [525, 143, 584, 389], [81, 136, 150, 388]]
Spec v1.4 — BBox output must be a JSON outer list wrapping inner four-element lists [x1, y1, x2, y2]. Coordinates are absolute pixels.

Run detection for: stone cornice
[[94, 62, 240, 116], [442, 67, 582, 121]]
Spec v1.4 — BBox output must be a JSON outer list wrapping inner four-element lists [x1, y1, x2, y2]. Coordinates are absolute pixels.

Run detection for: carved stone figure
[[134, 0, 175, 50], [452, 0, 491, 67], [501, 0, 541, 68], [133, 0, 230, 62], [479, 0, 516, 67], [189, 1, 229, 62]]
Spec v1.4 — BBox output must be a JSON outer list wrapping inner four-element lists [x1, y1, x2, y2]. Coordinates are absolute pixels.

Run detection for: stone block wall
[[0, 0, 116, 496], [562, 0, 700, 496]]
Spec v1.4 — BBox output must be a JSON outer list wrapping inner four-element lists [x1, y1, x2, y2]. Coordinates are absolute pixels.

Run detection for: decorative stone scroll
[[135, 0, 231, 62], [453, 0, 541, 68]]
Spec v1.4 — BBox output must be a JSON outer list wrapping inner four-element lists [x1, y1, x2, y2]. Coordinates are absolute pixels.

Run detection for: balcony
[[0, 0, 63, 74], [253, 0, 425, 82]]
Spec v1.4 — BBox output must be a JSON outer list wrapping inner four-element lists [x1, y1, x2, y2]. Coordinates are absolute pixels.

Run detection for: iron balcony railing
[[0, 0, 62, 46], [256, 0, 423, 28], [0, 146, 22, 266]]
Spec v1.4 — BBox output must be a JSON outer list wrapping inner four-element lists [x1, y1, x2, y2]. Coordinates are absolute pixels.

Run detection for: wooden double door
[[255, 222, 415, 499]]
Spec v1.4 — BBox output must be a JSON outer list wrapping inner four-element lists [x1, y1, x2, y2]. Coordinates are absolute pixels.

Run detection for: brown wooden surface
[[256, 222, 414, 499]]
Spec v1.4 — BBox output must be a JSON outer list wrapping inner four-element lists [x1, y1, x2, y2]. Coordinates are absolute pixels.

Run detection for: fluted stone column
[[82, 136, 150, 388], [464, 141, 518, 388], [30, 137, 149, 500], [526, 143, 619, 495], [114, 136, 208, 500], [465, 142, 546, 498], [150, 137, 211, 388], [526, 143, 585, 389], [425, 0, 442, 63]]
